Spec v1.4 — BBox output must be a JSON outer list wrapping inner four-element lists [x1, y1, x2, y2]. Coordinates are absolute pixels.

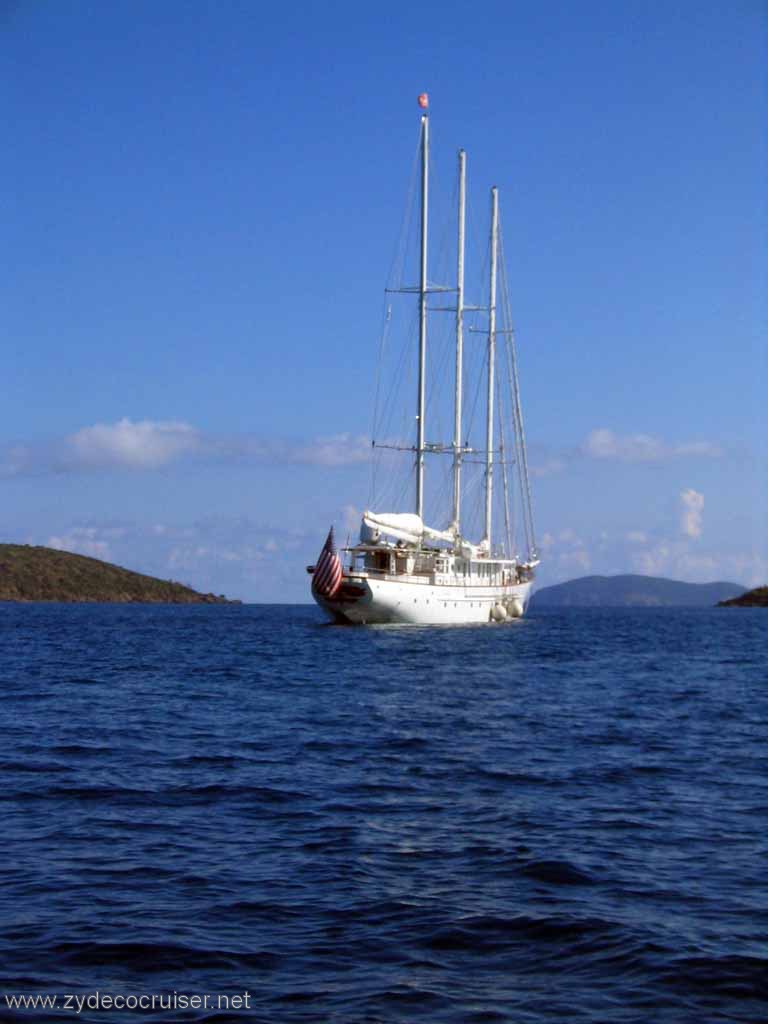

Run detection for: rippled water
[[0, 603, 765, 1022]]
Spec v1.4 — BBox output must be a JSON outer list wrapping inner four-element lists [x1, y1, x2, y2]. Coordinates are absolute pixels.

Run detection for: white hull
[[315, 574, 533, 626]]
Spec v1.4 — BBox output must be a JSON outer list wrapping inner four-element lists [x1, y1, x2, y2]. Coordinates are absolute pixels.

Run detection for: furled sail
[[361, 511, 455, 547]]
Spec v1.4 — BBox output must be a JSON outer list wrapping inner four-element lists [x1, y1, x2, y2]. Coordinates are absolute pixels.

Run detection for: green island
[[717, 586, 768, 608], [531, 574, 746, 608], [0, 544, 237, 604]]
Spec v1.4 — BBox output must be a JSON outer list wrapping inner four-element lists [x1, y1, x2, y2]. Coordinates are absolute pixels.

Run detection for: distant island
[[0, 544, 237, 604], [717, 586, 768, 608], [531, 574, 746, 608]]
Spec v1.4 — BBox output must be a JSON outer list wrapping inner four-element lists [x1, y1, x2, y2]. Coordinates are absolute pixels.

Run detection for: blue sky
[[2, 0, 765, 601]]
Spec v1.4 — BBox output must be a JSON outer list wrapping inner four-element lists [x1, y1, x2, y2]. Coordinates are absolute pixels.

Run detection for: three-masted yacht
[[309, 97, 539, 625]]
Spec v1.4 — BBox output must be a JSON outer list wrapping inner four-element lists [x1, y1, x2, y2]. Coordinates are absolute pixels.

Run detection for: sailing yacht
[[309, 97, 539, 625]]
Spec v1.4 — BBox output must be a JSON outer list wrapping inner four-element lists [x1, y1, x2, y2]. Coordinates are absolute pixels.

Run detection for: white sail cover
[[361, 510, 455, 546]]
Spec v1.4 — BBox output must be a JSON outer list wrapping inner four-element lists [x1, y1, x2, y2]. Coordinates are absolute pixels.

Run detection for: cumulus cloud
[[0, 420, 373, 477], [32, 518, 318, 601], [1, 418, 729, 480], [515, 431, 726, 481], [341, 504, 362, 532], [536, 527, 592, 574], [203, 433, 370, 467], [68, 418, 201, 469], [530, 457, 567, 478], [293, 434, 370, 467], [538, 532, 556, 552], [583, 428, 722, 463], [679, 488, 704, 538], [630, 544, 672, 576], [48, 527, 113, 561], [628, 541, 723, 580]]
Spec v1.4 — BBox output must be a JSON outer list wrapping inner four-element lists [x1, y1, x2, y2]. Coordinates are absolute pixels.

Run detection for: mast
[[415, 111, 429, 520], [483, 187, 498, 550], [452, 149, 466, 537]]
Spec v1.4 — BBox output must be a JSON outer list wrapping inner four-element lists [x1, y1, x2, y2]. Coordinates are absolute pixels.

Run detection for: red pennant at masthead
[[312, 527, 343, 598], [417, 93, 429, 110]]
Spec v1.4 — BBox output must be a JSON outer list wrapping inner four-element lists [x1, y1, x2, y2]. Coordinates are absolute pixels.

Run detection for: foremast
[[415, 110, 428, 520]]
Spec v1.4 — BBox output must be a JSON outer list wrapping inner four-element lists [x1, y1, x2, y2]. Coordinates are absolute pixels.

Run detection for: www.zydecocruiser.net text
[[4, 991, 252, 1013]]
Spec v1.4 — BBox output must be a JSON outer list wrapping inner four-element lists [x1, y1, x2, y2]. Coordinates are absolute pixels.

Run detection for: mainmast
[[452, 149, 466, 537], [483, 187, 499, 550], [415, 106, 429, 520]]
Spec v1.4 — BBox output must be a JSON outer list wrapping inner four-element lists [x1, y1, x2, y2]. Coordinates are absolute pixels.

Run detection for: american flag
[[312, 527, 343, 598]]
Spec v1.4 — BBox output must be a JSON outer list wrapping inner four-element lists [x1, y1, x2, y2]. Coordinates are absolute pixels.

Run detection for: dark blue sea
[[0, 604, 765, 1023]]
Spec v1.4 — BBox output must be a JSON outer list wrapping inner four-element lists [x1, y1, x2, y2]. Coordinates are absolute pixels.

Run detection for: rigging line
[[464, 461, 484, 543], [375, 303, 419, 443], [373, 292, 416, 476], [464, 182, 488, 311], [499, 229, 537, 560], [463, 341, 488, 450], [371, 128, 420, 509], [499, 298, 530, 557], [431, 454, 454, 531], [495, 363, 513, 559], [395, 458, 412, 512], [370, 301, 393, 507], [386, 125, 423, 291], [430, 161, 458, 296], [424, 302, 454, 450]]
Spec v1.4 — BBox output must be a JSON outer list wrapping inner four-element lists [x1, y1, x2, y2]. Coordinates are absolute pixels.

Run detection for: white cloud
[[677, 552, 718, 574], [630, 544, 672, 576], [675, 441, 725, 458], [1, 418, 730, 480], [583, 428, 722, 463], [530, 457, 566, 478], [48, 528, 112, 561], [293, 434, 370, 467], [0, 421, 375, 478], [721, 552, 768, 589], [628, 541, 723, 581], [558, 548, 591, 572], [584, 428, 664, 461], [341, 504, 362, 532], [679, 488, 704, 538], [68, 418, 200, 469], [536, 527, 591, 574]]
